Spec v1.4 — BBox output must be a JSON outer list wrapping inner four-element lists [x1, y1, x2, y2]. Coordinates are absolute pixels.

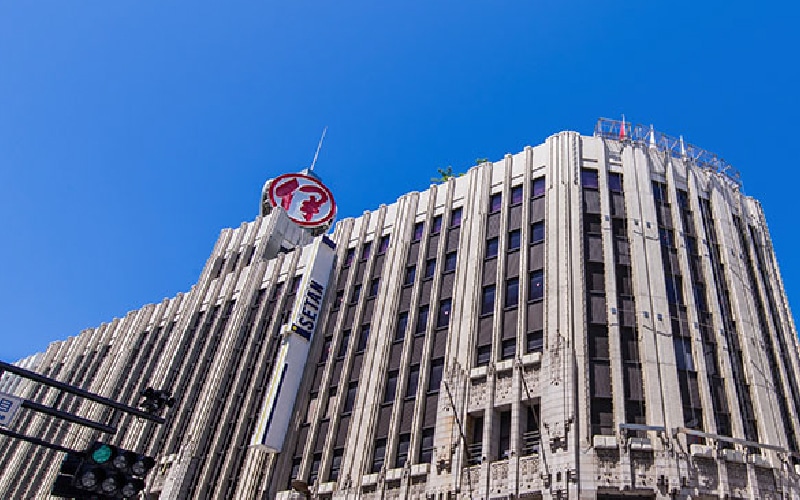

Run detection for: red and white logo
[[267, 173, 337, 228]]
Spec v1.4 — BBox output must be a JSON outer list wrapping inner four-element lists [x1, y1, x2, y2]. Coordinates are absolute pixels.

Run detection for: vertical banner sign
[[0, 392, 23, 428], [251, 235, 336, 452]]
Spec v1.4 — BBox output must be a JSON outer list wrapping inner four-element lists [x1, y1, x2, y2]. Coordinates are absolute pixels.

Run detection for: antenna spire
[[309, 127, 328, 173]]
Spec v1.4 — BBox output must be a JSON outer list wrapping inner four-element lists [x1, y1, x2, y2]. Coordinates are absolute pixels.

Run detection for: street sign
[[0, 392, 23, 427]]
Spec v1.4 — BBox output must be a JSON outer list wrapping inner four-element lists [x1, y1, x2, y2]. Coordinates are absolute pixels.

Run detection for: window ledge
[[361, 473, 379, 486], [410, 463, 430, 477], [470, 365, 488, 379], [318, 482, 336, 494], [496, 359, 514, 372], [385, 467, 404, 481], [521, 352, 542, 367]]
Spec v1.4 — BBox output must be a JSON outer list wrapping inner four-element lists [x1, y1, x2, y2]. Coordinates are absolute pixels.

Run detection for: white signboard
[[0, 392, 23, 427], [251, 235, 336, 453]]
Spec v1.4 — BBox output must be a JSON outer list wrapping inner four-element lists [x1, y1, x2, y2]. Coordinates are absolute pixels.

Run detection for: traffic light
[[51, 442, 156, 499], [139, 387, 175, 415]]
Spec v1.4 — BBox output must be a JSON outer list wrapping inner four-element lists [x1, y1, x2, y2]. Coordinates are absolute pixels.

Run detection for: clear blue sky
[[2, 1, 799, 361]]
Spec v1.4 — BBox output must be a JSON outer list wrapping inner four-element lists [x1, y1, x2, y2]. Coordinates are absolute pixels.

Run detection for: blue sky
[[1, 1, 798, 361]]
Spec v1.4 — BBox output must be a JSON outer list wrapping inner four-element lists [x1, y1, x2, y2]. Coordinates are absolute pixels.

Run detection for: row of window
[[488, 177, 546, 213], [480, 271, 544, 315]]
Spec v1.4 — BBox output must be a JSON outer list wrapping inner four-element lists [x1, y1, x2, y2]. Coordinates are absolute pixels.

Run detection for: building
[[1, 119, 800, 499]]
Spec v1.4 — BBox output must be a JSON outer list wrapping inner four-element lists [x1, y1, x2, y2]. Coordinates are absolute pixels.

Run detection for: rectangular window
[[531, 221, 545, 244], [444, 251, 457, 272], [357, 324, 370, 352], [653, 181, 668, 203], [372, 438, 386, 473], [406, 364, 420, 398], [609, 173, 623, 193], [428, 358, 444, 392], [674, 337, 695, 371], [677, 189, 689, 210], [350, 284, 361, 304], [467, 415, 484, 465], [384, 370, 398, 403], [416, 305, 429, 334], [508, 229, 521, 251], [338, 330, 351, 358], [309, 453, 322, 484], [526, 330, 544, 353], [451, 207, 463, 228], [343, 382, 358, 413], [329, 448, 344, 482], [424, 258, 436, 279], [333, 290, 344, 309], [396, 433, 411, 467], [378, 235, 391, 254], [361, 242, 372, 260], [511, 185, 523, 205], [498, 410, 512, 459], [320, 336, 332, 364], [476, 345, 491, 366], [291, 275, 303, 293], [581, 169, 599, 189], [419, 428, 434, 464], [532, 177, 546, 198], [413, 222, 424, 242], [437, 298, 452, 328], [404, 265, 416, 286], [481, 285, 496, 315], [369, 278, 380, 298], [501, 338, 516, 360], [431, 215, 443, 235], [344, 248, 355, 267], [529, 270, 544, 301], [523, 405, 541, 455], [490, 193, 502, 213], [486, 237, 499, 258], [395, 312, 408, 341], [505, 278, 519, 308]]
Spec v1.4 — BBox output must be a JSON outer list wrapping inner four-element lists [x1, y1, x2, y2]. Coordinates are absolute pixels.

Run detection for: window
[[498, 410, 512, 459], [476, 345, 491, 366], [289, 457, 302, 487], [451, 207, 463, 228], [350, 284, 361, 303], [481, 285, 496, 315], [357, 324, 370, 352], [372, 438, 386, 473], [416, 305, 429, 334], [432, 215, 443, 235], [659, 228, 674, 247], [384, 370, 398, 403], [531, 221, 545, 244], [665, 275, 683, 304], [529, 270, 544, 301], [361, 242, 372, 260], [413, 222, 424, 242], [523, 405, 541, 455], [396, 434, 411, 467], [378, 235, 391, 254], [653, 181, 668, 203], [428, 358, 444, 392], [309, 453, 322, 484], [329, 448, 344, 482], [369, 278, 380, 298], [404, 265, 416, 286], [424, 259, 436, 279], [505, 278, 519, 308], [338, 330, 350, 358], [395, 312, 408, 342], [419, 428, 435, 464], [527, 330, 543, 353], [609, 173, 623, 193], [320, 336, 332, 364], [508, 229, 521, 251], [677, 189, 689, 211], [291, 275, 303, 293], [486, 237, 499, 258], [406, 364, 420, 398], [501, 338, 516, 360], [343, 382, 358, 413], [344, 248, 355, 267], [333, 290, 344, 309], [581, 169, 599, 189], [467, 415, 484, 465], [437, 299, 452, 328], [511, 185, 523, 205], [674, 337, 695, 371], [490, 193, 502, 213], [444, 251, 457, 272], [532, 177, 546, 198]]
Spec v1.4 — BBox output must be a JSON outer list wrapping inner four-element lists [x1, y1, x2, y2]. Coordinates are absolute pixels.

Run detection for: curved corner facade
[[1, 132, 800, 499]]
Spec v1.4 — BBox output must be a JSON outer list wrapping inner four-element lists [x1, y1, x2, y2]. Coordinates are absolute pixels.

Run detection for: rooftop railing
[[594, 117, 742, 189]]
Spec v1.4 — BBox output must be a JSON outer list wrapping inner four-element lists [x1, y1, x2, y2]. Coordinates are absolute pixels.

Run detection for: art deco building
[[1, 119, 800, 499]]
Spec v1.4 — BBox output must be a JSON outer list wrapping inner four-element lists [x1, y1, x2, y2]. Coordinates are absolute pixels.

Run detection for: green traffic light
[[91, 444, 113, 464]]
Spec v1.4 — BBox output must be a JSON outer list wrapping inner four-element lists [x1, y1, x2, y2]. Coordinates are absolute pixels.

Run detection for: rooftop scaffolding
[[594, 117, 742, 189]]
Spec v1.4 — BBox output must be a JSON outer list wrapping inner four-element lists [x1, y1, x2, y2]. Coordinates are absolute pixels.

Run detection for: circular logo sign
[[267, 173, 337, 228]]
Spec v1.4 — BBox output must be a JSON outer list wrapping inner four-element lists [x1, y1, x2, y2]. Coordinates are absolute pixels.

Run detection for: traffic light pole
[[0, 360, 165, 424], [0, 427, 77, 454]]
